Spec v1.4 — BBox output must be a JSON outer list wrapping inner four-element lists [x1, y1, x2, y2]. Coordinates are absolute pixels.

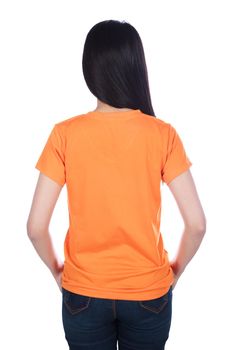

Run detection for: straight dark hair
[[82, 20, 156, 117]]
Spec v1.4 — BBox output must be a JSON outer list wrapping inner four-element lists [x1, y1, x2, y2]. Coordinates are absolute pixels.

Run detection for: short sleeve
[[35, 124, 66, 186], [161, 123, 192, 185]]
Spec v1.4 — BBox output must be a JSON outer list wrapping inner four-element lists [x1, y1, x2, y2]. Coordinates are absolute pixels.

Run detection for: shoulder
[[139, 112, 173, 136], [53, 112, 88, 136]]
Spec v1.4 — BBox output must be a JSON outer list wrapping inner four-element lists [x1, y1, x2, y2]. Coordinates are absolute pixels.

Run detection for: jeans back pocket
[[62, 288, 91, 315], [139, 286, 172, 314]]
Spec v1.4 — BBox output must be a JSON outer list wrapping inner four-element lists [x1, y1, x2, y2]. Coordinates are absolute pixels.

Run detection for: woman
[[27, 20, 206, 350]]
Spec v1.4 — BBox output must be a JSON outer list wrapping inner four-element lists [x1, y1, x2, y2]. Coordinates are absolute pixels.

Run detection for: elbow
[[196, 224, 206, 236], [26, 222, 36, 239], [196, 217, 207, 235], [200, 215, 207, 235], [26, 220, 31, 237], [185, 217, 207, 236], [26, 221, 47, 240]]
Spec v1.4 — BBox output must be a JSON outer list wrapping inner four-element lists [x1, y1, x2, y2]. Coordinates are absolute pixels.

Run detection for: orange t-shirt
[[35, 109, 192, 300]]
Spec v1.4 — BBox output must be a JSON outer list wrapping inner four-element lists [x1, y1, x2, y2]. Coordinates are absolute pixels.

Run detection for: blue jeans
[[62, 285, 173, 350]]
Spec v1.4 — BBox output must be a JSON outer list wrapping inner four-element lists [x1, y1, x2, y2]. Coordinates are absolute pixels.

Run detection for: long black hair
[[82, 20, 156, 117]]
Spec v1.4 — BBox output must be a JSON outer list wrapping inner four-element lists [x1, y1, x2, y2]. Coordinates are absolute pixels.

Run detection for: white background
[[0, 0, 232, 349]]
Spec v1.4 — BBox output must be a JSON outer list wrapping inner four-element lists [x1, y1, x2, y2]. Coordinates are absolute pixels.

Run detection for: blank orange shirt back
[[35, 109, 192, 300]]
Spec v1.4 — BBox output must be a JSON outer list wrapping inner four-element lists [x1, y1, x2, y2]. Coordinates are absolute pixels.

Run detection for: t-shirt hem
[[163, 161, 192, 185], [61, 281, 173, 301], [35, 164, 65, 186]]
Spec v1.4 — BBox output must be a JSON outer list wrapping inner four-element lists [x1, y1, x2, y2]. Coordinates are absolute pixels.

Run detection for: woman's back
[[35, 107, 193, 300]]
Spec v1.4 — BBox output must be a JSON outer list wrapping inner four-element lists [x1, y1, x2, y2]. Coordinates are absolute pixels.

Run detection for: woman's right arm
[[167, 169, 207, 289]]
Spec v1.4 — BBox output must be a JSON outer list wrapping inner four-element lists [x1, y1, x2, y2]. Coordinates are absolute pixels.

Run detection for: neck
[[94, 100, 134, 113]]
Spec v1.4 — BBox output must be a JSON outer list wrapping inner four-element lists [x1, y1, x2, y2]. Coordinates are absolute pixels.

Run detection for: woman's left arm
[[26, 172, 64, 292]]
